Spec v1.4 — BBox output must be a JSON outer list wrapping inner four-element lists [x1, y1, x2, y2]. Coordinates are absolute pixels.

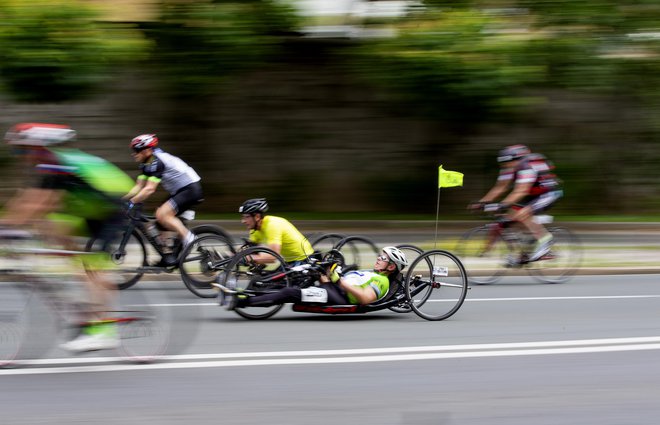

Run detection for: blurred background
[[1, 0, 659, 218]]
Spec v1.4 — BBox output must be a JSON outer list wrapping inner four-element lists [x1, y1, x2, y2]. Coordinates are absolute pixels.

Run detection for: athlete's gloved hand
[[325, 263, 341, 283], [483, 202, 510, 214], [124, 201, 142, 218], [467, 201, 485, 212]]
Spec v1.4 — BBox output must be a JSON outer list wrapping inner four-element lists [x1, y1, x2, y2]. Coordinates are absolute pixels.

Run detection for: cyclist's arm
[[124, 177, 146, 200], [129, 177, 159, 204], [2, 187, 62, 226], [247, 243, 282, 264], [501, 181, 533, 206], [338, 278, 378, 305], [480, 179, 510, 203]]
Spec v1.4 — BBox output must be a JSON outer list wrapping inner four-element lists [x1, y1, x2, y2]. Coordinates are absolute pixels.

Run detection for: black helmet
[[239, 198, 269, 215], [497, 144, 530, 163]]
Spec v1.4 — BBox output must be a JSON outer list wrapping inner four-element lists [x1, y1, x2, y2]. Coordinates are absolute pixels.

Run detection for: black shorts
[[166, 182, 204, 214], [520, 190, 563, 214]]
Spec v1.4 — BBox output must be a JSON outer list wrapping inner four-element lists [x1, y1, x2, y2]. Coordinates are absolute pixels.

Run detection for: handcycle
[[214, 243, 469, 321], [86, 206, 235, 297], [0, 228, 172, 366], [456, 205, 582, 284], [310, 233, 380, 270]]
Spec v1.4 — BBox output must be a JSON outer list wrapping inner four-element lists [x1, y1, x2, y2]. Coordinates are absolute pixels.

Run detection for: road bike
[[0, 229, 172, 366], [456, 210, 581, 284], [215, 243, 469, 321], [86, 207, 235, 298]]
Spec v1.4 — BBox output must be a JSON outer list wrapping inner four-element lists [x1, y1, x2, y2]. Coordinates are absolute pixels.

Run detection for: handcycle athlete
[[2, 123, 135, 352], [217, 246, 408, 311], [469, 144, 563, 264], [237, 198, 314, 266]]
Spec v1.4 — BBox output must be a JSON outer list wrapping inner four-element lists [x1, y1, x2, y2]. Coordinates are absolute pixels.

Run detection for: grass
[[196, 212, 660, 222]]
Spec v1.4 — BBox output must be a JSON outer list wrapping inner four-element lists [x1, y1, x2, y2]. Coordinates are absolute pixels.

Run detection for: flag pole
[[434, 186, 441, 250]]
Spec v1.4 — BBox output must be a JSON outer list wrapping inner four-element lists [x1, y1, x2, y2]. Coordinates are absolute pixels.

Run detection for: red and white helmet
[[497, 144, 530, 163], [130, 134, 158, 152], [5, 123, 76, 146]]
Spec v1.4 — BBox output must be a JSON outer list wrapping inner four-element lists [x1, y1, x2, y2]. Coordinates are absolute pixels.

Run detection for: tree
[[0, 0, 146, 102]]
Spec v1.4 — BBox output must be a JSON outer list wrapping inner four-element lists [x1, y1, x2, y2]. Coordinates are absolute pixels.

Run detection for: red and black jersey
[[498, 153, 561, 196]]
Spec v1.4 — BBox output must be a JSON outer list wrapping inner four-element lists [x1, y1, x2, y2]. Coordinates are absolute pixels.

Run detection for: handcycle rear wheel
[[86, 229, 147, 290], [387, 244, 425, 313], [310, 233, 345, 254], [456, 225, 510, 285], [404, 249, 469, 321], [527, 226, 581, 284], [218, 246, 291, 320], [179, 233, 236, 298]]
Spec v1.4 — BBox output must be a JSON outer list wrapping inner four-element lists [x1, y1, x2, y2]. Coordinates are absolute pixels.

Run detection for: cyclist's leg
[[241, 287, 302, 307], [156, 182, 203, 245], [519, 192, 562, 261], [511, 197, 550, 241], [322, 282, 349, 305], [57, 213, 121, 351]]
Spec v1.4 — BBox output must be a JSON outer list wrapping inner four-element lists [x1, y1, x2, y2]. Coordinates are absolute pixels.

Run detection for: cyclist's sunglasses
[[376, 254, 391, 263]]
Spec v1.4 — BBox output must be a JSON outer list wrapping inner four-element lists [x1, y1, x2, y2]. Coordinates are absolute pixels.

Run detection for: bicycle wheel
[[334, 236, 380, 271], [179, 234, 236, 298], [456, 225, 509, 285], [218, 247, 290, 320], [404, 249, 469, 321], [189, 224, 234, 246], [114, 285, 173, 362], [86, 229, 147, 290], [528, 227, 581, 284], [310, 233, 345, 254], [388, 244, 424, 313], [0, 281, 32, 367]]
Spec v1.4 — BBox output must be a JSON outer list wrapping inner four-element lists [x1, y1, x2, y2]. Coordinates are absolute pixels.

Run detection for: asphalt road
[[3, 274, 660, 425]]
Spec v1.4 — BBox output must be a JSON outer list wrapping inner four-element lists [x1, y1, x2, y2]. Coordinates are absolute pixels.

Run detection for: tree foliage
[[141, 0, 300, 99], [0, 0, 146, 102]]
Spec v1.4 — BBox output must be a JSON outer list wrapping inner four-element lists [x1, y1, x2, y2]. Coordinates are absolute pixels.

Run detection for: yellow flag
[[438, 165, 464, 188]]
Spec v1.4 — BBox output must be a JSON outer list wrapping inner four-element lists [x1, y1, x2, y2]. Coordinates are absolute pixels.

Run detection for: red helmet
[[130, 134, 158, 152], [5, 123, 76, 146]]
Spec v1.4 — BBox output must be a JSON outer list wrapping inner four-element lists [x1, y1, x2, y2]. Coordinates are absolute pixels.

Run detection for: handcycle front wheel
[[217, 246, 291, 320], [404, 249, 469, 321], [387, 244, 425, 313], [179, 233, 236, 298]]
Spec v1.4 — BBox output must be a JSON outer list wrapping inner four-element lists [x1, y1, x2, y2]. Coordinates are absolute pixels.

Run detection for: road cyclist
[[1, 122, 135, 352], [124, 134, 204, 266], [469, 144, 563, 264]]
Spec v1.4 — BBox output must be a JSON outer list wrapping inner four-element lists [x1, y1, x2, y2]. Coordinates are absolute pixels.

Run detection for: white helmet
[[382, 246, 408, 271]]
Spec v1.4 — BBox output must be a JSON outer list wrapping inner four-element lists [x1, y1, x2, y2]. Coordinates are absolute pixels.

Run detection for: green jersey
[[341, 270, 390, 304]]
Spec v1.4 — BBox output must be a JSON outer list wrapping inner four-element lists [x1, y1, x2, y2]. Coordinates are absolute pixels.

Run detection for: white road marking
[[143, 294, 660, 307], [4, 336, 660, 376]]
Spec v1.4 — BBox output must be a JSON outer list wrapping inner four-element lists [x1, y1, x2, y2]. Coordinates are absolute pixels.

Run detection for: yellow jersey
[[249, 215, 313, 262]]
